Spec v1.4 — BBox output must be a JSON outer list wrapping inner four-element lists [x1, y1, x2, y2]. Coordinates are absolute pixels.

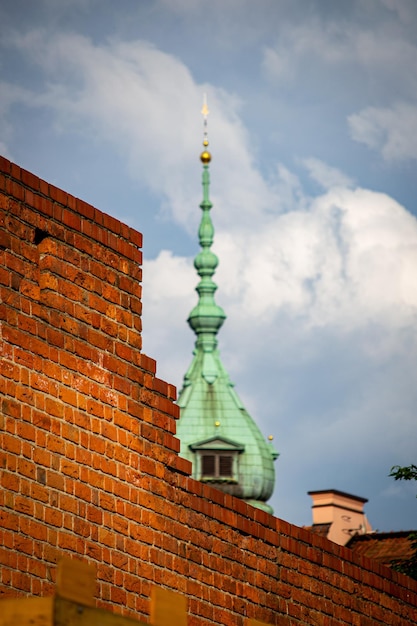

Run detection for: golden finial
[[215, 421, 220, 427], [200, 150, 211, 164], [200, 93, 212, 164], [201, 94, 209, 119], [268, 435, 274, 441]]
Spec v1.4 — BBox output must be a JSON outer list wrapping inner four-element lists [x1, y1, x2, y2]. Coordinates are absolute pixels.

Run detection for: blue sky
[[1, 0, 417, 531]]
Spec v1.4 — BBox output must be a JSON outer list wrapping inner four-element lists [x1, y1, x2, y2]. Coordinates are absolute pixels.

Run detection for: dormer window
[[190, 437, 244, 484], [201, 453, 233, 479]]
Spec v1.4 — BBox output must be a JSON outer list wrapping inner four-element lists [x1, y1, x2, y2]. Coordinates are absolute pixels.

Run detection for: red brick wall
[[0, 155, 416, 625]]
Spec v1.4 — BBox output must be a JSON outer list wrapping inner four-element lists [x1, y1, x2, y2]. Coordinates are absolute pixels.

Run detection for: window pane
[[202, 455, 215, 476], [219, 455, 233, 476]]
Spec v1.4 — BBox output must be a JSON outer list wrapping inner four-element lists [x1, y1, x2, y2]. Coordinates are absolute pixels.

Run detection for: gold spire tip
[[201, 92, 209, 119], [200, 93, 212, 163]]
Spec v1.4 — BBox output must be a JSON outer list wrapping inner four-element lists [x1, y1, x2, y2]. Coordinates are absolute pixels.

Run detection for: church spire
[[187, 96, 226, 355], [176, 98, 278, 514]]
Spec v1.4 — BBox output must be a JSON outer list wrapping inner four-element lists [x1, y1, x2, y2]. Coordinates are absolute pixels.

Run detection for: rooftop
[[347, 531, 416, 566]]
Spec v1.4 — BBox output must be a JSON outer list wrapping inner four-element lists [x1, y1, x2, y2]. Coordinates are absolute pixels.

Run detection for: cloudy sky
[[1, 0, 417, 531]]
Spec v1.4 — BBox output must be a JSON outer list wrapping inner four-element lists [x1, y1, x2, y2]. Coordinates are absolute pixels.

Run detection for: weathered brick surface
[[0, 155, 416, 625]]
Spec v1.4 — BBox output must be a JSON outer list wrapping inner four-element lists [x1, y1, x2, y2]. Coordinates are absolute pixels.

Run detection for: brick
[[0, 156, 11, 174], [60, 459, 79, 479], [76, 198, 95, 220], [44, 507, 63, 527], [47, 184, 67, 206], [21, 168, 40, 190], [11, 571, 31, 592], [45, 397, 64, 418]]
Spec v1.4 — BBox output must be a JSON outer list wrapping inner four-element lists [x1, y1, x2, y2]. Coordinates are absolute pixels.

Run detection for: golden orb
[[200, 150, 211, 164]]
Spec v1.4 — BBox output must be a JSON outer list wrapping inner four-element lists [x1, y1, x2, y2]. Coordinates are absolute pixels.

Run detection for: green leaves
[[389, 464, 417, 483]]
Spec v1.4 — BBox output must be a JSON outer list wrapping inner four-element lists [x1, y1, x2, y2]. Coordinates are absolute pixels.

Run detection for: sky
[[1, 0, 417, 532]]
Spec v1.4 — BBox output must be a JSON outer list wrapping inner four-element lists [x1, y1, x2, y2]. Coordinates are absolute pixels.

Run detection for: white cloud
[[2, 30, 278, 234], [302, 157, 354, 190], [380, 0, 417, 25], [261, 13, 417, 164], [144, 250, 195, 305], [348, 103, 417, 161], [262, 18, 417, 86], [142, 251, 196, 382], [214, 187, 417, 331], [1, 31, 205, 225]]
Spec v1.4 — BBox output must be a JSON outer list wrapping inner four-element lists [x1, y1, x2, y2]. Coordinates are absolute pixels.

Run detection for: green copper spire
[[187, 103, 226, 363], [176, 99, 278, 514]]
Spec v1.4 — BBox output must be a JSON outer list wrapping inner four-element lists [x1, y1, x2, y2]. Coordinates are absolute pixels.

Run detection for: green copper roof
[[176, 114, 278, 513]]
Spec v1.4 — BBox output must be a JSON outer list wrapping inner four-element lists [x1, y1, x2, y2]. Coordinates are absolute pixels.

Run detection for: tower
[[176, 101, 278, 513]]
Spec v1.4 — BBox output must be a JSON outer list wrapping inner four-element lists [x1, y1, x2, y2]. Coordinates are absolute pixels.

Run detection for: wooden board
[[0, 559, 187, 626], [56, 558, 96, 607], [0, 596, 54, 626], [150, 587, 187, 626], [54, 596, 148, 626]]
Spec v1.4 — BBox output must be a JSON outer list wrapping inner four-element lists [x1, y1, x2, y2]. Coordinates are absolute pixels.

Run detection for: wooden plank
[[0, 596, 54, 626], [246, 620, 273, 626], [150, 587, 187, 626], [56, 558, 96, 607], [54, 596, 148, 626]]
